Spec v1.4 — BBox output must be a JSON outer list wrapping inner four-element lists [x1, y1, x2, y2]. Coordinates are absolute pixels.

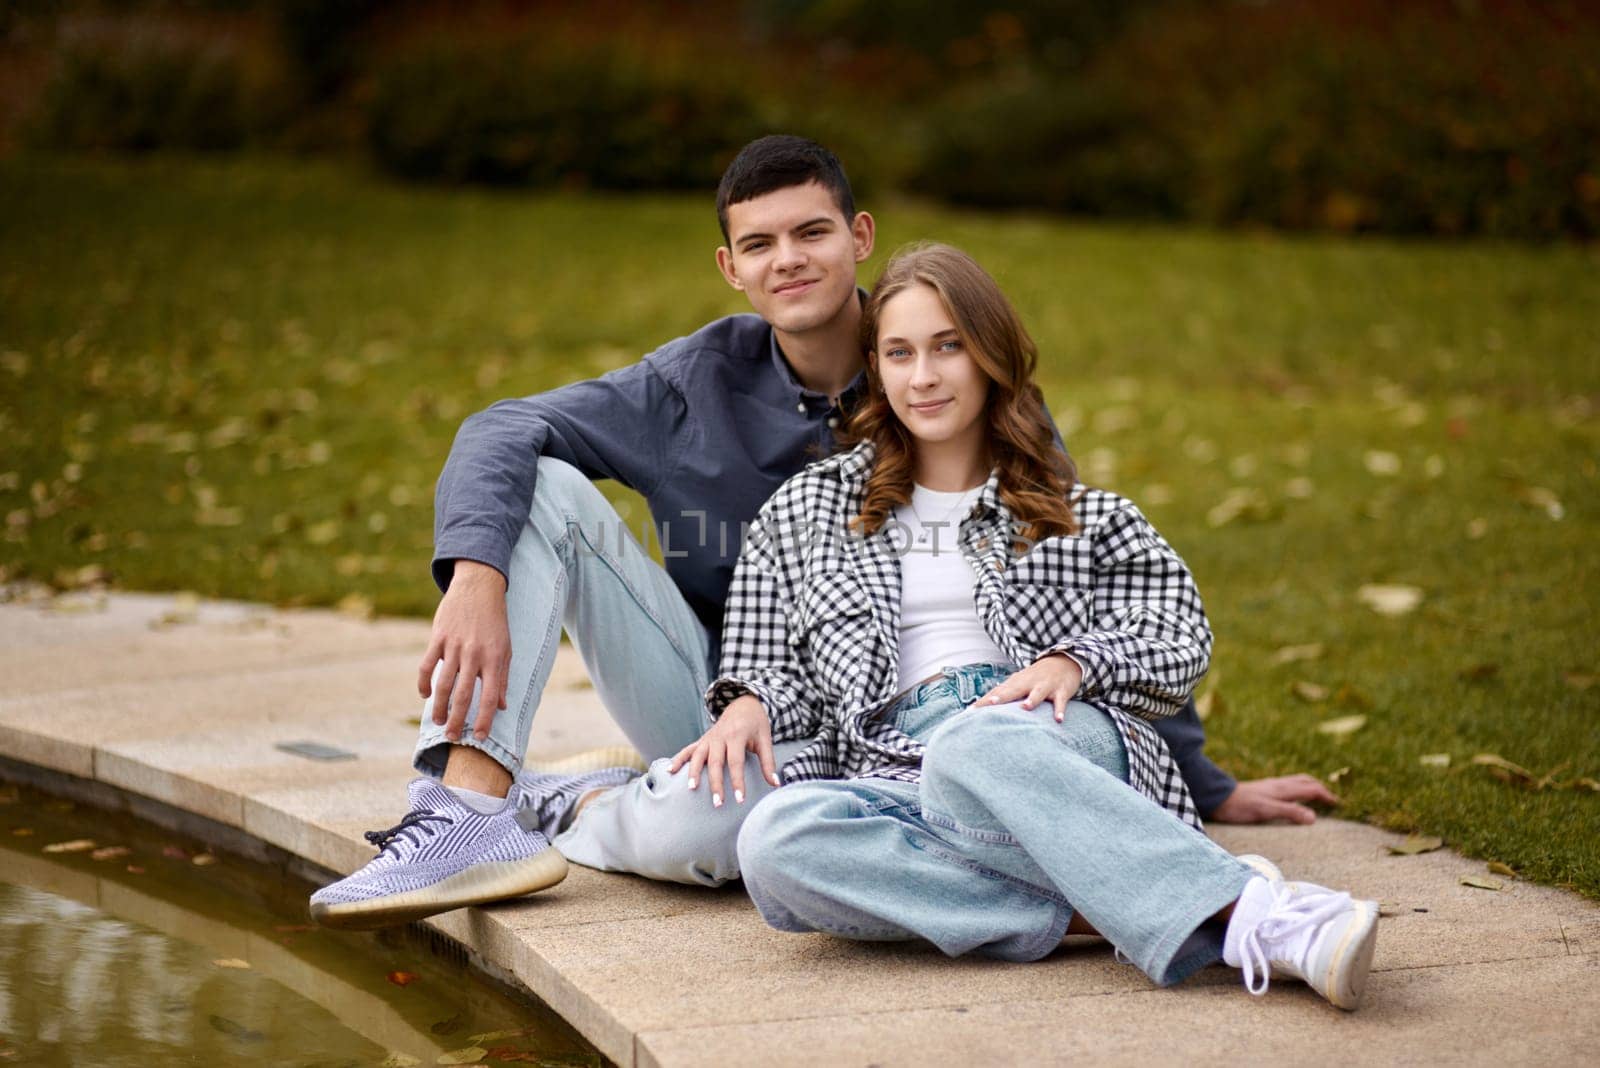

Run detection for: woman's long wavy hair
[[843, 242, 1080, 547]]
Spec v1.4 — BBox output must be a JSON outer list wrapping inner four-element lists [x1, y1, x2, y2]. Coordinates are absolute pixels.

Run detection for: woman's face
[[875, 283, 991, 456]]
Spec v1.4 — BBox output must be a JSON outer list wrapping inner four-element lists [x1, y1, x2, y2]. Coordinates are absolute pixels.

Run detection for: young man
[[310, 136, 1335, 929]]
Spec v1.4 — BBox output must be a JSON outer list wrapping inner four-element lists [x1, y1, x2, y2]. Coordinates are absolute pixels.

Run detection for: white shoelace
[[1238, 883, 1352, 995]]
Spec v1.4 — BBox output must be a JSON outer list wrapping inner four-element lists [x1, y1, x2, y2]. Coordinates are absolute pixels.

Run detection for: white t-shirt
[[892, 483, 1009, 693]]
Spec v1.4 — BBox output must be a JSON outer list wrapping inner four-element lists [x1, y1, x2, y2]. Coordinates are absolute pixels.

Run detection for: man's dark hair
[[716, 135, 855, 245]]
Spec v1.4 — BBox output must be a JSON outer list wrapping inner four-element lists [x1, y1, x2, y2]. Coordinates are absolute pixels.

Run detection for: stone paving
[[2, 591, 1596, 1066]]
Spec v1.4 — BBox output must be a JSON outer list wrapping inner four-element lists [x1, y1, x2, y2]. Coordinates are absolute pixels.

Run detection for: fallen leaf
[[1270, 642, 1325, 666], [1388, 835, 1444, 855], [126, 864, 145, 874], [1291, 680, 1330, 703], [1363, 450, 1401, 476], [1533, 761, 1572, 791], [436, 1049, 487, 1066], [381, 1055, 422, 1068], [1458, 662, 1499, 682], [484, 1051, 546, 1063], [11, 828, 34, 837], [1206, 487, 1272, 528], [1419, 753, 1451, 768], [1460, 875, 1503, 891], [212, 958, 251, 969], [387, 971, 420, 987], [195, 506, 243, 528], [1486, 861, 1518, 878], [1512, 485, 1564, 520], [43, 839, 96, 854], [192, 853, 217, 866], [1465, 517, 1488, 540], [1195, 689, 1224, 721], [1327, 765, 1352, 785], [305, 519, 340, 545], [1317, 715, 1368, 737], [162, 845, 191, 860], [1377, 901, 1403, 917], [1569, 778, 1600, 793], [1564, 673, 1596, 691], [1472, 753, 1535, 785], [1357, 584, 1423, 616], [91, 846, 131, 861], [1283, 476, 1315, 500]]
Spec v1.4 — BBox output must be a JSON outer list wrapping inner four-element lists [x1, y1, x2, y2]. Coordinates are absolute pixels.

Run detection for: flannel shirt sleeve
[[1046, 500, 1212, 720], [704, 511, 824, 743]]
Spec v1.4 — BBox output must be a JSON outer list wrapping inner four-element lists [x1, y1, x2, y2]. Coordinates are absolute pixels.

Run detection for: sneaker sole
[[522, 745, 648, 775], [310, 848, 570, 930], [1320, 899, 1380, 1010]]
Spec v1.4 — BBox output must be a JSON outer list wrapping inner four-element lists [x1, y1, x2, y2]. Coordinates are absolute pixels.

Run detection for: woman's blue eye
[[939, 339, 962, 351]]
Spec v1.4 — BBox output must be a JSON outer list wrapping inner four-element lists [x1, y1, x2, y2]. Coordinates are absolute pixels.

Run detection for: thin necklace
[[908, 485, 980, 544]]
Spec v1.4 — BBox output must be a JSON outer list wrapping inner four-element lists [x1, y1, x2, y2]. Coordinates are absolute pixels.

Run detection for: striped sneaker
[[514, 754, 644, 839], [309, 777, 568, 930]]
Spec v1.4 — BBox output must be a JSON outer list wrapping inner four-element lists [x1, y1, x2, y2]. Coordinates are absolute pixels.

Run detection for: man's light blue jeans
[[736, 663, 1253, 984], [413, 457, 793, 885]]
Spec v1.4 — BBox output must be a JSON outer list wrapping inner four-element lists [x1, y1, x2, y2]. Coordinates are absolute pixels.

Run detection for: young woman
[[674, 243, 1379, 1007]]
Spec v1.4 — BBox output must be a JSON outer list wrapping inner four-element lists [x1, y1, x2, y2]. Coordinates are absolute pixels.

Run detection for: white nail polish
[[688, 778, 697, 790], [713, 795, 723, 808], [734, 789, 744, 804]]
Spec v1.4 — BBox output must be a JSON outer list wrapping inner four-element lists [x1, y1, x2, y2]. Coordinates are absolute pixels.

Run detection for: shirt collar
[[767, 288, 871, 405]]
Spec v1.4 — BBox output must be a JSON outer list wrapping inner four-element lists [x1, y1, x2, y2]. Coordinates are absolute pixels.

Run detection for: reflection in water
[[0, 782, 601, 1067], [1, 885, 382, 1063]]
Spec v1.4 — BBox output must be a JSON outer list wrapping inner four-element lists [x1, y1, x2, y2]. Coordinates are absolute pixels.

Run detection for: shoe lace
[[1239, 884, 1352, 996], [364, 809, 452, 856]]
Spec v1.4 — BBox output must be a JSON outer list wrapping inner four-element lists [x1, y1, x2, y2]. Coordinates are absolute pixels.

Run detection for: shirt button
[[796, 402, 807, 413], [827, 417, 838, 428]]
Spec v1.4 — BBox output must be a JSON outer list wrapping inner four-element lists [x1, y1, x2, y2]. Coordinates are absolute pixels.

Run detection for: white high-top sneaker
[[1224, 875, 1380, 1010]]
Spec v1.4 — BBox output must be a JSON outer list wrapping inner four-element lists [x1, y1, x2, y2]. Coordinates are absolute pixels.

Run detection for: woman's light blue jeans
[[736, 663, 1253, 984], [413, 457, 797, 885]]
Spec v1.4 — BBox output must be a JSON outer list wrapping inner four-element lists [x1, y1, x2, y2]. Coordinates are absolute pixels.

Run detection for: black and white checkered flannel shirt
[[704, 440, 1212, 829]]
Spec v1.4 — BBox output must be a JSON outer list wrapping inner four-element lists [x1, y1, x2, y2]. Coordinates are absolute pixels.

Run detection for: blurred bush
[[367, 36, 768, 189], [9, 0, 1599, 239], [26, 19, 285, 152], [907, 0, 1600, 240]]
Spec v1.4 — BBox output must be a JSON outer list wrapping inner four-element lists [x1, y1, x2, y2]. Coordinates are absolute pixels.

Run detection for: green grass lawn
[[2, 155, 1597, 897]]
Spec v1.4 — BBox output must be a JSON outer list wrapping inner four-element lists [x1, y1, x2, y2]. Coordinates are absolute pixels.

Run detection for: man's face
[[716, 182, 874, 337]]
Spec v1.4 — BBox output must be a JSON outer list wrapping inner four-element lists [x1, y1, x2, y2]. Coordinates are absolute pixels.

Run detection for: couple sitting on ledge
[[310, 136, 1377, 1010]]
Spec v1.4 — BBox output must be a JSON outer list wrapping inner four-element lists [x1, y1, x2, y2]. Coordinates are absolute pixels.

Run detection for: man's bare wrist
[[451, 559, 507, 593]]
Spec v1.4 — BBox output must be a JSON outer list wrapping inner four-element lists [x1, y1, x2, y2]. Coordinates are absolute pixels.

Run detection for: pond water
[[0, 779, 602, 1066]]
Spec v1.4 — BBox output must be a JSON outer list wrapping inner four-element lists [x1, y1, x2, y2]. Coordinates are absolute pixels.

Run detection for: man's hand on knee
[[1208, 774, 1339, 825], [419, 560, 512, 744]]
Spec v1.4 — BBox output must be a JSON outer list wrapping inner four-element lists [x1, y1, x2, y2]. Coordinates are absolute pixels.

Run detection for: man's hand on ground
[[1209, 774, 1340, 825], [418, 560, 511, 744]]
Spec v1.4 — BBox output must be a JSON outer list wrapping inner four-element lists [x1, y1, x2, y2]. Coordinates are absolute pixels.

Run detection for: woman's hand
[[975, 654, 1084, 722], [669, 695, 780, 807]]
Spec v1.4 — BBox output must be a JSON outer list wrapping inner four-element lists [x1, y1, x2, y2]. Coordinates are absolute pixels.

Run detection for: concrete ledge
[[2, 593, 1597, 1066]]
